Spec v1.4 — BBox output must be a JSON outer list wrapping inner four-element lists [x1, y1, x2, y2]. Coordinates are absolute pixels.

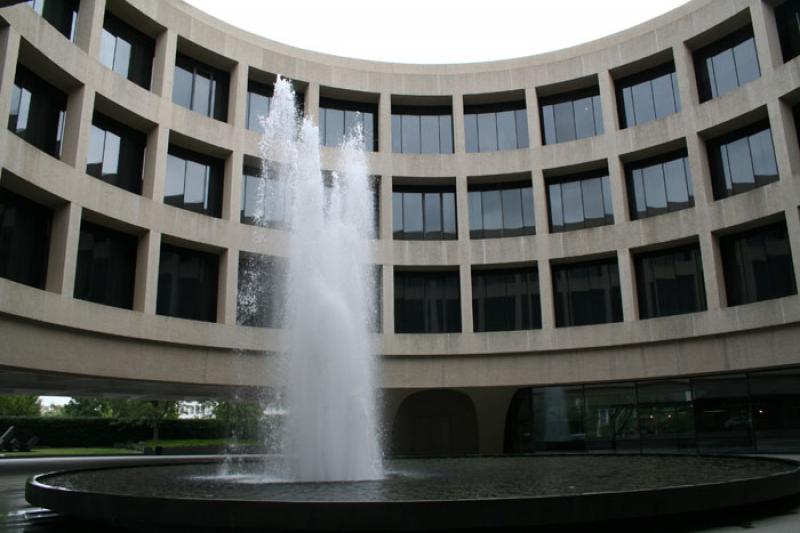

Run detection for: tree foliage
[[0, 395, 41, 416]]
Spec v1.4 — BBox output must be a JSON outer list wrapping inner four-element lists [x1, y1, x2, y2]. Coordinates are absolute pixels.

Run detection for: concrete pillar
[[750, 0, 782, 76], [608, 154, 629, 224], [767, 100, 797, 185], [451, 92, 465, 154], [0, 27, 21, 124], [379, 174, 393, 241], [218, 247, 238, 325], [539, 259, 556, 329], [784, 208, 800, 293], [685, 133, 714, 207], [531, 168, 549, 236], [142, 123, 170, 202], [133, 230, 161, 314], [383, 264, 395, 333], [456, 173, 473, 332], [46, 202, 82, 296], [222, 149, 243, 222], [524, 87, 542, 148], [151, 29, 177, 98], [228, 62, 248, 129], [466, 387, 517, 455], [74, 0, 106, 58], [304, 82, 319, 125], [617, 248, 638, 321], [673, 42, 699, 109], [699, 231, 726, 310], [597, 70, 618, 134], [378, 91, 391, 154], [60, 86, 93, 170], [459, 263, 473, 333]]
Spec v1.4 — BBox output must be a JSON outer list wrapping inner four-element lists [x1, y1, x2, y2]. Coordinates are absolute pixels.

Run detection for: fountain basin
[[26, 455, 800, 531]]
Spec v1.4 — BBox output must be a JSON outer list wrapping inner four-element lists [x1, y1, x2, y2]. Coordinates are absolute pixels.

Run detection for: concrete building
[[0, 0, 799, 456]]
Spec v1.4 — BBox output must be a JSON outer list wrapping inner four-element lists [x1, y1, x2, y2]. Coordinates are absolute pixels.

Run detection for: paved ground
[[0, 455, 799, 532]]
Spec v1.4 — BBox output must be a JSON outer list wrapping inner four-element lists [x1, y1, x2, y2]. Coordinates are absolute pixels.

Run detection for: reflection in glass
[[464, 102, 528, 152], [627, 150, 693, 219], [393, 187, 457, 240], [635, 244, 707, 318], [394, 269, 461, 333], [540, 87, 603, 144], [694, 27, 760, 102], [548, 171, 613, 232], [708, 122, 778, 199]]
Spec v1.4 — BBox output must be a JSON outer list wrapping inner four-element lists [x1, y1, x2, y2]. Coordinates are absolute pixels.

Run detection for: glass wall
[[547, 171, 613, 233], [99, 11, 154, 89], [245, 80, 305, 133], [156, 243, 218, 322], [464, 102, 528, 152], [533, 386, 586, 451], [720, 221, 797, 306], [87, 113, 146, 194], [552, 258, 622, 327], [319, 98, 377, 151], [694, 26, 760, 102], [707, 121, 778, 200], [584, 383, 640, 452], [172, 54, 229, 122], [472, 266, 541, 332], [237, 251, 285, 328], [27, 0, 78, 41], [635, 243, 707, 319], [164, 147, 223, 218], [638, 379, 695, 453], [468, 183, 534, 238], [616, 63, 681, 128], [74, 220, 137, 309], [750, 367, 800, 452], [693, 374, 752, 453], [626, 150, 693, 220], [0, 187, 52, 289], [776, 0, 800, 63], [394, 269, 461, 333], [392, 106, 453, 154], [392, 186, 457, 240], [8, 64, 66, 158], [540, 87, 603, 145]]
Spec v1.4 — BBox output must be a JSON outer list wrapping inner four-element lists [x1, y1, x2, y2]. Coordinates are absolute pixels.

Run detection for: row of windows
[[2, 183, 795, 331]]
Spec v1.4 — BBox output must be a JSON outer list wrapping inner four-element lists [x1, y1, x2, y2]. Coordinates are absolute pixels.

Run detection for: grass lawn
[[0, 447, 141, 458]]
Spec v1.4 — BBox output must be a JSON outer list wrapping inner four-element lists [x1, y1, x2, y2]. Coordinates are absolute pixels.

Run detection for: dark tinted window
[[394, 269, 461, 333], [86, 113, 145, 194], [237, 251, 286, 328], [99, 11, 154, 89], [319, 98, 377, 151], [472, 267, 541, 332], [0, 187, 51, 289], [720, 221, 797, 306], [156, 243, 218, 322], [540, 87, 603, 145], [240, 163, 287, 228], [638, 379, 696, 453], [635, 244, 707, 319], [553, 258, 622, 327], [547, 171, 613, 232], [776, 0, 800, 63], [164, 147, 223, 218], [693, 374, 753, 453], [707, 121, 778, 200], [392, 106, 453, 154], [74, 220, 137, 309], [627, 150, 693, 219], [7, 64, 66, 158], [393, 186, 457, 240], [27, 0, 78, 41], [694, 27, 760, 102], [464, 102, 528, 152], [617, 63, 680, 128], [172, 54, 229, 121], [468, 182, 534, 238], [749, 367, 800, 452]]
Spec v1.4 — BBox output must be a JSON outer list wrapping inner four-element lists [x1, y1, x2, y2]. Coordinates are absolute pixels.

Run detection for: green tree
[[63, 397, 113, 417], [213, 401, 262, 440], [0, 395, 41, 416], [108, 400, 179, 441]]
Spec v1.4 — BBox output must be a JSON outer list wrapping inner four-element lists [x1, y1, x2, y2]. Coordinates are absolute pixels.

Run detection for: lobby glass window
[[627, 150, 693, 219], [156, 243, 218, 322], [533, 386, 586, 452], [237, 251, 285, 328], [172, 54, 229, 122], [27, 0, 78, 41], [694, 26, 760, 102], [392, 187, 457, 240], [719, 221, 797, 306], [99, 11, 154, 89], [692, 374, 753, 453], [547, 171, 613, 233], [540, 87, 603, 145], [391, 106, 453, 154], [638, 379, 695, 453], [74, 221, 137, 309], [240, 163, 286, 228], [707, 121, 778, 200], [749, 367, 800, 452], [0, 187, 51, 289], [635, 244, 707, 319], [464, 102, 528, 152], [584, 383, 640, 452], [164, 147, 223, 218], [7, 64, 67, 158], [468, 183, 535, 238], [472, 267, 541, 332], [394, 269, 461, 333], [86, 113, 146, 195], [616, 63, 681, 128], [319, 98, 377, 151], [553, 258, 622, 327], [776, 0, 800, 63]]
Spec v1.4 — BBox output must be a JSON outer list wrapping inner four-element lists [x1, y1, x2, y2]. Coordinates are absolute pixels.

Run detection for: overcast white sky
[[184, 0, 689, 64]]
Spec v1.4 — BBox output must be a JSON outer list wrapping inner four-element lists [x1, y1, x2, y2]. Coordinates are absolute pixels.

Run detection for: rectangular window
[[0, 187, 52, 289], [319, 98, 377, 151], [720, 221, 797, 306], [707, 121, 779, 200], [637, 379, 696, 453], [156, 243, 218, 322], [626, 149, 693, 219], [7, 64, 67, 158], [27, 0, 78, 41], [394, 269, 461, 333], [172, 54, 229, 121], [391, 106, 453, 154], [472, 266, 541, 332], [616, 63, 680, 128], [393, 186, 457, 240], [694, 26, 760, 102], [99, 11, 154, 89], [553, 257, 622, 327], [776, 0, 800, 63], [547, 171, 613, 232], [464, 101, 528, 153], [74, 220, 138, 309], [692, 374, 753, 453], [468, 182, 535, 238], [540, 87, 603, 145], [164, 147, 223, 218], [240, 163, 288, 228], [237, 251, 286, 328], [749, 367, 800, 452], [86, 113, 146, 194], [635, 243, 707, 319], [584, 383, 640, 452], [532, 386, 586, 451]]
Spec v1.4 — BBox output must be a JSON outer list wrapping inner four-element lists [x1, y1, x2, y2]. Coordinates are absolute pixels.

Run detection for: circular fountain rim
[[25, 455, 800, 531]]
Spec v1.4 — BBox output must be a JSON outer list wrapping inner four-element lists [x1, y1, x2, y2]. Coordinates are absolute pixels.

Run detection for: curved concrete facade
[[1, 0, 799, 449]]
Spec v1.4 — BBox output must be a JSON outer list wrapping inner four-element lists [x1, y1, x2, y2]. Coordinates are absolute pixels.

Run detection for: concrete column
[[46, 202, 82, 296], [0, 27, 21, 124], [222, 149, 243, 222], [673, 42, 699, 109], [539, 259, 556, 329], [699, 231, 726, 310], [218, 248, 238, 325], [383, 264, 394, 333], [378, 91, 391, 154], [617, 248, 638, 321], [228, 62, 248, 129], [456, 173, 473, 333], [767, 100, 798, 184], [151, 29, 177, 98], [133, 230, 161, 314], [785, 208, 800, 292], [451, 92, 465, 154], [531, 168, 549, 235], [608, 154, 629, 224], [60, 86, 93, 170], [524, 87, 542, 148], [74, 0, 106, 58], [685, 133, 714, 207], [379, 173, 393, 241], [459, 263, 473, 333], [304, 82, 320, 125], [142, 123, 170, 201], [750, 0, 782, 75], [466, 387, 517, 455], [597, 70, 619, 134]]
